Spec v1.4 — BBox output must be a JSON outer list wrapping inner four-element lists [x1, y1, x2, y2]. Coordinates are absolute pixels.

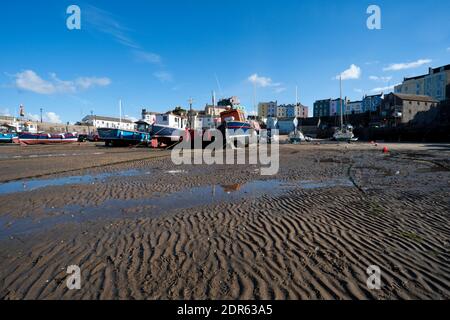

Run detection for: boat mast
[[212, 90, 216, 128], [253, 82, 256, 119], [339, 75, 343, 130], [188, 97, 194, 130], [119, 99, 123, 128]]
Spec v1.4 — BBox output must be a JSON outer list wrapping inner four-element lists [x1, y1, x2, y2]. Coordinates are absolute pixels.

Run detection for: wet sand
[[0, 142, 449, 300]]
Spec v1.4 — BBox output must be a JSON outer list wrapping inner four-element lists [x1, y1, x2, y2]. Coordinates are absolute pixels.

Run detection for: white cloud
[[248, 74, 276, 87], [371, 83, 401, 93], [134, 50, 162, 65], [335, 64, 361, 80], [76, 77, 111, 89], [354, 88, 363, 94], [13, 70, 111, 95], [153, 71, 173, 83], [369, 75, 392, 83], [84, 5, 140, 49], [15, 70, 56, 94], [247, 74, 285, 94], [383, 59, 432, 71], [124, 115, 138, 122], [45, 112, 62, 123], [27, 112, 62, 123], [274, 87, 286, 93]]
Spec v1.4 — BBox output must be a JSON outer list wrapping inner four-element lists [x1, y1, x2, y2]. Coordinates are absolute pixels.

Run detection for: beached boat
[[15, 133, 78, 145], [333, 125, 358, 142], [333, 75, 358, 142], [0, 132, 18, 143], [218, 107, 254, 146], [98, 121, 151, 146], [150, 113, 187, 145]]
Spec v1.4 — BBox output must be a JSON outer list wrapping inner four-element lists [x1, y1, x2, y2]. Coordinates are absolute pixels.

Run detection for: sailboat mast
[[212, 90, 216, 128], [119, 99, 123, 128], [339, 76, 343, 130], [253, 82, 256, 118]]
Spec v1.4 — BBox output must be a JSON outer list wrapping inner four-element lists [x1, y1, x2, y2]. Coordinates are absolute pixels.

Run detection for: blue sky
[[0, 0, 449, 123]]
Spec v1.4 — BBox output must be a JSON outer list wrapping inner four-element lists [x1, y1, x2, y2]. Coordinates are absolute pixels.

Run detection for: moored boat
[[98, 122, 151, 147], [16, 133, 78, 145]]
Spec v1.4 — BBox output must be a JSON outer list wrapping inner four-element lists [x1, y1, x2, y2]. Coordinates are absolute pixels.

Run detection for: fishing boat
[[98, 121, 151, 146], [218, 107, 254, 146], [150, 113, 188, 145], [0, 132, 18, 143], [15, 132, 78, 145]]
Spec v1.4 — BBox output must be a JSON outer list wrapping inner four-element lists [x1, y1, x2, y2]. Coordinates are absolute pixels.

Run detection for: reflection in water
[[0, 169, 148, 195], [221, 184, 242, 193], [0, 178, 354, 239]]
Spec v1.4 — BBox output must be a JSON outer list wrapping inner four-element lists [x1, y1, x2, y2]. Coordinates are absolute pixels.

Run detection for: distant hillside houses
[[314, 94, 383, 118], [258, 101, 308, 119], [395, 64, 450, 102]]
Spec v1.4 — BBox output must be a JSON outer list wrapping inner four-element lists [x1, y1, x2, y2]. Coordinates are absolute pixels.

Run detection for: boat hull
[[97, 128, 151, 146], [219, 121, 255, 147], [333, 131, 356, 142], [0, 133, 17, 143], [150, 124, 186, 144], [17, 133, 78, 145]]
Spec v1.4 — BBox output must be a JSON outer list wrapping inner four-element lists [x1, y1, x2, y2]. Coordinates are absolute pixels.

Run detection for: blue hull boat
[[98, 128, 151, 146], [0, 133, 18, 143]]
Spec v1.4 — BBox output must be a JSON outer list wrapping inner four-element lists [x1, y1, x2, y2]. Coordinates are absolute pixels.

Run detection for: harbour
[[0, 141, 449, 299]]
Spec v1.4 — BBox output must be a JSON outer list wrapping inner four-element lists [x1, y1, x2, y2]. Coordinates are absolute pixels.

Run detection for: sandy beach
[[0, 142, 449, 300]]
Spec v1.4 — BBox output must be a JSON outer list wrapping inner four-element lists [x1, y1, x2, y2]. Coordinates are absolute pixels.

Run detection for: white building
[[82, 115, 135, 131], [155, 113, 187, 129]]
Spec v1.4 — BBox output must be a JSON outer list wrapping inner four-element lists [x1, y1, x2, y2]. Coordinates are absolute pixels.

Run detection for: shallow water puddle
[[0, 178, 353, 239], [0, 169, 148, 195], [0, 152, 106, 160]]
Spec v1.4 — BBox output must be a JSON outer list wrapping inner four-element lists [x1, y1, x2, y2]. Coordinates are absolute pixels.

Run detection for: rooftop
[[391, 93, 439, 103], [403, 64, 450, 81], [82, 115, 134, 124]]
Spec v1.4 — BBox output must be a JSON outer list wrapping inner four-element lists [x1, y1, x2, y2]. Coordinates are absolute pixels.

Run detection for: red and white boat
[[14, 132, 78, 145]]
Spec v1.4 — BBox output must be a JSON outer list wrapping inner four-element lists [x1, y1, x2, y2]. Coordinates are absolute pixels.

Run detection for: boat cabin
[[135, 120, 152, 133], [220, 108, 246, 123], [155, 113, 187, 129]]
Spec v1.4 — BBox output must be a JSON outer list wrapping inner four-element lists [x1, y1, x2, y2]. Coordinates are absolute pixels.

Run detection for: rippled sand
[[0, 142, 449, 299]]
